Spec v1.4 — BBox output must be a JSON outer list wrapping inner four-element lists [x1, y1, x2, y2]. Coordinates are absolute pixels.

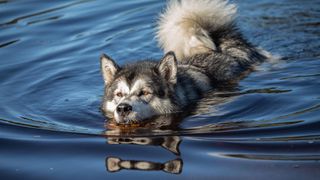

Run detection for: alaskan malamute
[[100, 0, 274, 124]]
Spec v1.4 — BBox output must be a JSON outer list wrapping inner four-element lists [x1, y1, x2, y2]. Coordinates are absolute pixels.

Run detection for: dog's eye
[[139, 90, 151, 96], [115, 92, 123, 97]]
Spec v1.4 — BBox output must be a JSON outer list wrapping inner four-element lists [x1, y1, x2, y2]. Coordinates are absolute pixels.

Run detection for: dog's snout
[[116, 103, 132, 115]]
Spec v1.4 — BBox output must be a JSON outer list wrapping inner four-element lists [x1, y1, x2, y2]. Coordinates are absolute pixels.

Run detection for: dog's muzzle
[[116, 103, 132, 117]]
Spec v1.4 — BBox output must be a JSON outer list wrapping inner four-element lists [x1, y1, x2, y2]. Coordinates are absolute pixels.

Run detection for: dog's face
[[100, 52, 179, 124]]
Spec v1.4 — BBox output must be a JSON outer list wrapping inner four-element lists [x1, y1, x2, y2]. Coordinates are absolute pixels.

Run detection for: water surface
[[0, 0, 320, 179]]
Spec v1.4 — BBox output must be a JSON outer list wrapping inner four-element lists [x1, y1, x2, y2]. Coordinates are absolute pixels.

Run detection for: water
[[0, 0, 319, 179]]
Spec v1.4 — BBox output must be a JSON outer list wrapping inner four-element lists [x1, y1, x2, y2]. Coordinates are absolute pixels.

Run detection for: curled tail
[[156, 0, 237, 60]]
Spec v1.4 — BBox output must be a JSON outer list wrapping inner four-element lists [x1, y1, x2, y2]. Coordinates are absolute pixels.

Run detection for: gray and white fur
[[100, 0, 274, 124]]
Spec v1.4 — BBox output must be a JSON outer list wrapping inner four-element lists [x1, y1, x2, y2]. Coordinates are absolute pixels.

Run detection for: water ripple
[[0, 0, 92, 27]]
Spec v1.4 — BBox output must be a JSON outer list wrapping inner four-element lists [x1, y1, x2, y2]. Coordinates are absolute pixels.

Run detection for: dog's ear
[[100, 54, 119, 86], [157, 51, 177, 84]]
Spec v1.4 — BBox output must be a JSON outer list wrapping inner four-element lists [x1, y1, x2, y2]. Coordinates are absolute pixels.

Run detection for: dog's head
[[100, 52, 179, 124]]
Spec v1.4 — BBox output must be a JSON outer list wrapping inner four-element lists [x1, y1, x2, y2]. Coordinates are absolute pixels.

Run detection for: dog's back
[[157, 0, 274, 82]]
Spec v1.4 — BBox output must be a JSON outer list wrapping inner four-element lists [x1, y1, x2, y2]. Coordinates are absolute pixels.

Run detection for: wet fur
[[101, 56, 211, 123], [100, 0, 274, 123]]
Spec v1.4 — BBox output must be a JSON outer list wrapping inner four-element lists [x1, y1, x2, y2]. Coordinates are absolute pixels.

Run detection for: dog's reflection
[[106, 157, 182, 174], [105, 136, 182, 174], [108, 136, 181, 155]]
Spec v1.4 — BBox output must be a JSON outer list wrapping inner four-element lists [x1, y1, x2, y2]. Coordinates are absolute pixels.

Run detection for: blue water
[[0, 0, 319, 179]]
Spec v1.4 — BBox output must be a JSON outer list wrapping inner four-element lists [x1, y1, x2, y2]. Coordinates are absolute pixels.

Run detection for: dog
[[100, 0, 273, 124]]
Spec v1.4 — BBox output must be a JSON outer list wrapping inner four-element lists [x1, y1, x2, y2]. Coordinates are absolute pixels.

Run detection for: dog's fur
[[100, 0, 273, 124]]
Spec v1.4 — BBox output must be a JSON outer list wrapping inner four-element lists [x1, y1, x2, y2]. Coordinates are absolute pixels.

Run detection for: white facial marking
[[130, 79, 146, 94], [106, 101, 117, 112], [104, 80, 131, 123], [116, 80, 130, 95], [106, 78, 176, 123]]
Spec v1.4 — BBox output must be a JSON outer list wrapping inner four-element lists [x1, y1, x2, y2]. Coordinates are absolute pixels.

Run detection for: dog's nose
[[116, 103, 132, 115]]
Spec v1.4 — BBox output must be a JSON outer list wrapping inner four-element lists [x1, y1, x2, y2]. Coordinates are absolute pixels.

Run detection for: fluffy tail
[[156, 0, 237, 60]]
